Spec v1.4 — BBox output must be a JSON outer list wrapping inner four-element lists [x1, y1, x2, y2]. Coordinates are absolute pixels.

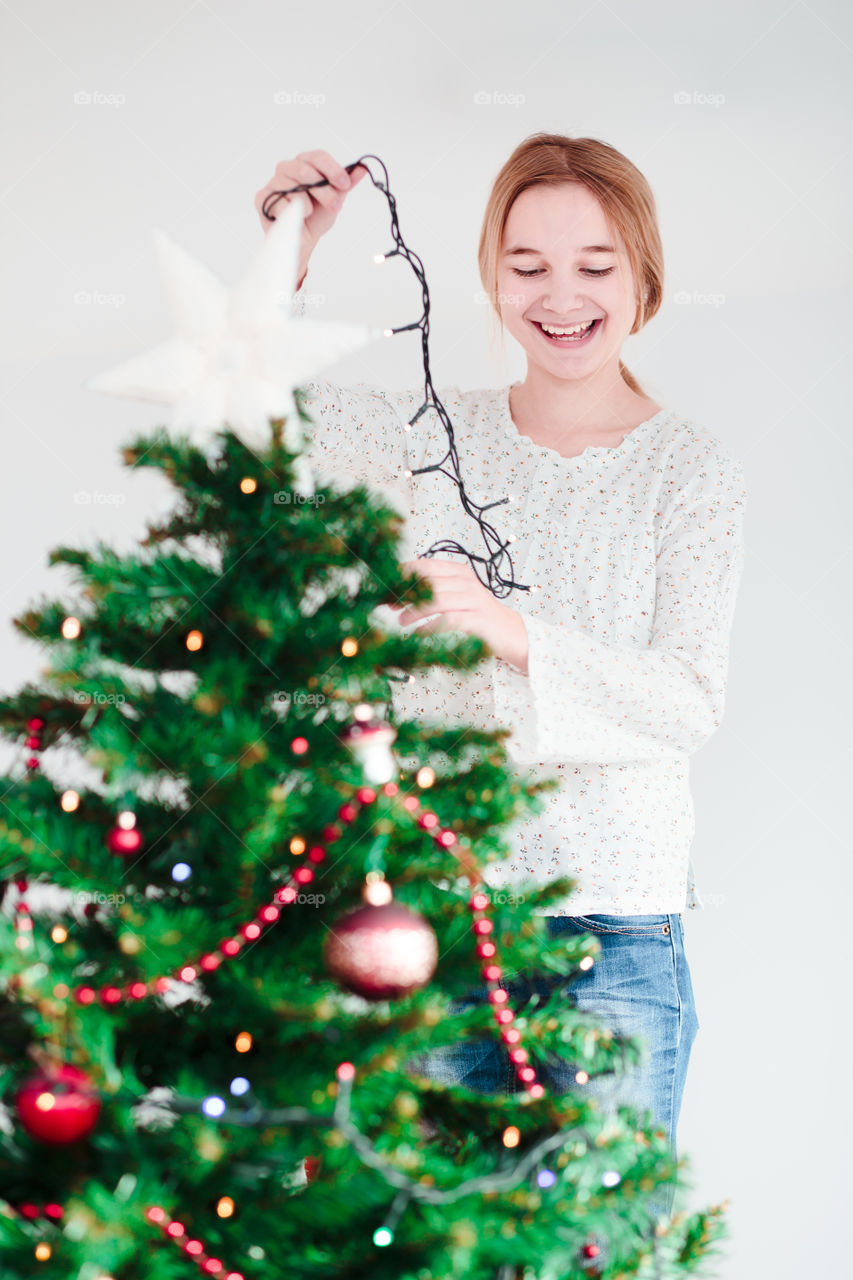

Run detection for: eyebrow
[[502, 244, 617, 256]]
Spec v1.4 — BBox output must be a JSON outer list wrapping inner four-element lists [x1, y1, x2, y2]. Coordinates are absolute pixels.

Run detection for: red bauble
[[15, 1063, 101, 1145], [323, 901, 438, 1001], [106, 826, 143, 856]]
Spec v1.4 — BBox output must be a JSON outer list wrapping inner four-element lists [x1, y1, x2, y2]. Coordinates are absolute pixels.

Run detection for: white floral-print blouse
[[296, 366, 747, 917]]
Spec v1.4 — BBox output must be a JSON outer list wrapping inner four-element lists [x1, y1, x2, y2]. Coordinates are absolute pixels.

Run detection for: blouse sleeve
[[297, 377, 414, 507], [491, 452, 748, 764], [290, 286, 414, 508]]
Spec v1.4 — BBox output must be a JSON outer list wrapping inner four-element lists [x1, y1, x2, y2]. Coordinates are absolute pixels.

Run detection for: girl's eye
[[511, 267, 615, 278]]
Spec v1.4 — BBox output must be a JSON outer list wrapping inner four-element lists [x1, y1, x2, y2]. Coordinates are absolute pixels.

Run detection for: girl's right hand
[[253, 150, 369, 282]]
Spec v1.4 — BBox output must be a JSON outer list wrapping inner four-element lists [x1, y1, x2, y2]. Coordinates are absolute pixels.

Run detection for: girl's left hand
[[389, 557, 529, 675]]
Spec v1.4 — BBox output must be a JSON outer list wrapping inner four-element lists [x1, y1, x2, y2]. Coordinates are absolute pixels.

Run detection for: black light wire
[[262, 153, 532, 599]]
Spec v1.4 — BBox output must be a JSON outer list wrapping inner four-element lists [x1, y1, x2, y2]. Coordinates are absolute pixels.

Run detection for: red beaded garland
[[467, 876, 545, 1095], [50, 772, 547, 1095], [8, 1201, 64, 1222], [25, 715, 44, 772], [146, 1206, 243, 1279], [15, 721, 43, 957]]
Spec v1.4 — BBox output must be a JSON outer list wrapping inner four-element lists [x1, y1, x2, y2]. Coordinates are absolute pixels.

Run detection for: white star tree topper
[[87, 197, 384, 491]]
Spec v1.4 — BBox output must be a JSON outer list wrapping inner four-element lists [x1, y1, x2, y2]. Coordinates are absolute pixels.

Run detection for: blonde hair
[[477, 132, 664, 396]]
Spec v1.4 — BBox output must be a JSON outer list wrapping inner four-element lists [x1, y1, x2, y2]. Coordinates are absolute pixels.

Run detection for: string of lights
[[151, 1063, 599, 1213], [131, 1063, 643, 1264], [261, 153, 533, 600]]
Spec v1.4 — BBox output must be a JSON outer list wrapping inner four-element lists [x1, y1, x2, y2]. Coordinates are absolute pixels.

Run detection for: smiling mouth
[[531, 318, 602, 346]]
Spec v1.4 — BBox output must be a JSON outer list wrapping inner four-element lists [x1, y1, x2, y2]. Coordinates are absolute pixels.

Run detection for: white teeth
[[539, 320, 596, 336]]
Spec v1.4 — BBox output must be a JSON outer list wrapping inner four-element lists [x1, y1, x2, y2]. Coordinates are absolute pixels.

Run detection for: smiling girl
[[255, 133, 747, 1225]]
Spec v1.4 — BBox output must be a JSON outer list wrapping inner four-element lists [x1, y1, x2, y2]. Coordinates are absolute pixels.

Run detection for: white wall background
[[1, 1, 851, 1275]]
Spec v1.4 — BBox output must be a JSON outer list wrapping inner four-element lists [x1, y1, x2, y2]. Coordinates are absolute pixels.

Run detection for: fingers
[[254, 150, 358, 231], [399, 612, 467, 636], [399, 556, 470, 577], [396, 590, 476, 625], [297, 149, 354, 191], [274, 157, 336, 220]]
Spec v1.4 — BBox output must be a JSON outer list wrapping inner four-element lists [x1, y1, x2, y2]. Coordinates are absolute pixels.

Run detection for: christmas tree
[[0, 195, 728, 1278]]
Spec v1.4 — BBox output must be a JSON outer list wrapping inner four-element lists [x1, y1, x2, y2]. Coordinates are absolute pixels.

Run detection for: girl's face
[[495, 182, 640, 380]]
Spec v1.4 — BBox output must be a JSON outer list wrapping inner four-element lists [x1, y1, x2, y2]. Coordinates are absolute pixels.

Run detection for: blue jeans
[[407, 912, 699, 1226]]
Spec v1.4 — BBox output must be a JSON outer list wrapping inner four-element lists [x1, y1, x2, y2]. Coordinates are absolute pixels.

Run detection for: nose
[[541, 279, 585, 314]]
